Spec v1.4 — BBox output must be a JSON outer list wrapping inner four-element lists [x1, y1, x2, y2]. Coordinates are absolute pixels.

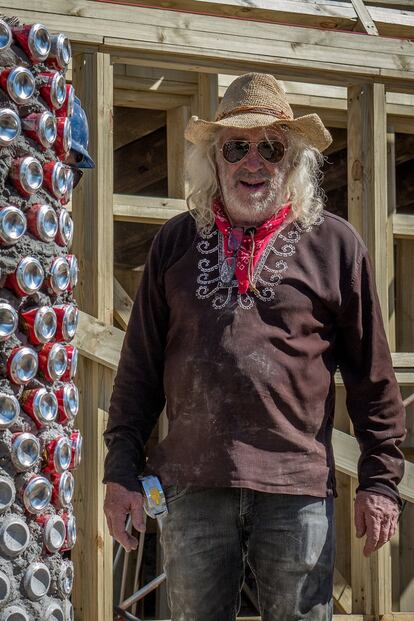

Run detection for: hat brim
[[185, 112, 332, 152]]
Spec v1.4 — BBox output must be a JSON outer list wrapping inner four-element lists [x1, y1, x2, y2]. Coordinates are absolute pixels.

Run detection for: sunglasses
[[220, 139, 286, 164]]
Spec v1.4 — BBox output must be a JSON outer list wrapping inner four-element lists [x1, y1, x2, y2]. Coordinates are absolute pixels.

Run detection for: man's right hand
[[104, 482, 146, 552]]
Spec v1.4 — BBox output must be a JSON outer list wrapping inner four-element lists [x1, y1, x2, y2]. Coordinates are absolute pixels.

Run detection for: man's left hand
[[354, 490, 399, 557]]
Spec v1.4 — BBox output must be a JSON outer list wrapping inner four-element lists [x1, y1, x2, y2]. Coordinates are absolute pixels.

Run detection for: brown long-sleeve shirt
[[103, 210, 406, 507]]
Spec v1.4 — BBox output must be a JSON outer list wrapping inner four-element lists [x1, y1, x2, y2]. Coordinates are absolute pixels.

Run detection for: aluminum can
[[44, 601, 64, 621], [0, 392, 20, 429], [55, 383, 79, 424], [20, 474, 52, 514], [0, 66, 35, 104], [36, 513, 66, 553], [0, 476, 15, 512], [38, 71, 66, 110], [0, 108, 21, 146], [42, 434, 72, 475], [57, 560, 74, 597], [51, 470, 74, 509], [9, 156, 43, 196], [56, 84, 75, 118], [38, 342, 68, 382], [0, 206, 26, 246], [0, 514, 30, 556], [21, 110, 56, 149], [11, 432, 41, 471], [69, 430, 82, 470], [61, 511, 76, 551], [0, 569, 11, 604], [0, 606, 29, 621], [54, 116, 72, 160], [26, 203, 58, 242], [0, 19, 12, 52], [0, 302, 18, 340], [43, 161, 68, 199], [22, 562, 51, 600], [66, 254, 78, 292], [6, 346, 38, 385], [47, 33, 72, 70], [60, 345, 78, 382], [45, 257, 71, 294], [12, 23, 51, 63], [5, 256, 44, 296], [21, 387, 58, 427], [55, 208, 73, 247], [54, 304, 78, 341], [60, 167, 73, 206], [20, 305, 57, 345]]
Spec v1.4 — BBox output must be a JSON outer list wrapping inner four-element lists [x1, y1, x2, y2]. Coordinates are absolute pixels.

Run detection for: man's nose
[[241, 146, 264, 172]]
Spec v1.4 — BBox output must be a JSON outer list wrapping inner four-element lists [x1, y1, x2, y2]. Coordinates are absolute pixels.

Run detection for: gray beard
[[220, 178, 288, 226]]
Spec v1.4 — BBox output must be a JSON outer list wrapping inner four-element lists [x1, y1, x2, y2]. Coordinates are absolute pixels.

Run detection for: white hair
[[185, 127, 327, 237]]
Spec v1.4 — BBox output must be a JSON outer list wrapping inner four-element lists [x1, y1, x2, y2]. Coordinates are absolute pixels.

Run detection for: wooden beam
[[350, 0, 380, 35], [71, 51, 114, 621], [167, 105, 190, 198], [74, 310, 124, 371], [393, 213, 414, 239], [114, 107, 165, 150], [197, 73, 219, 120], [114, 278, 133, 330], [334, 566, 353, 614], [114, 128, 167, 194], [113, 195, 187, 223], [347, 83, 389, 328], [114, 87, 191, 109]]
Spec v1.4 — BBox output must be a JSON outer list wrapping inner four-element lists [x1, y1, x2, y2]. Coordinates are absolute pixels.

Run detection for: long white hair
[[185, 127, 327, 237]]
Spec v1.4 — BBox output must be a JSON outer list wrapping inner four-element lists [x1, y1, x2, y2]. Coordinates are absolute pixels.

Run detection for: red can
[[47, 33, 71, 70], [60, 346, 78, 382], [20, 306, 57, 345], [20, 387, 58, 427], [69, 430, 82, 470], [56, 85, 75, 119], [54, 304, 79, 341], [54, 117, 72, 160], [9, 156, 43, 197], [5, 256, 44, 297], [55, 383, 79, 424], [26, 203, 58, 243], [12, 23, 51, 63], [66, 255, 78, 292], [38, 71, 66, 110], [36, 513, 66, 553], [55, 209, 73, 247], [42, 434, 72, 475], [43, 161, 68, 199], [38, 342, 68, 382], [51, 470, 74, 509], [21, 111, 57, 149], [44, 257, 71, 295], [7, 346, 38, 385], [61, 511, 76, 550], [0, 67, 35, 104]]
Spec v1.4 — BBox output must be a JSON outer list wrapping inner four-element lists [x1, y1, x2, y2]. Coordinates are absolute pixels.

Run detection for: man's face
[[215, 126, 290, 227]]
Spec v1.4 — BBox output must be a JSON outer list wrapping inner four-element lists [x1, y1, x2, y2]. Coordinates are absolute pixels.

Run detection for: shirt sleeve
[[102, 230, 168, 492], [335, 249, 406, 509]]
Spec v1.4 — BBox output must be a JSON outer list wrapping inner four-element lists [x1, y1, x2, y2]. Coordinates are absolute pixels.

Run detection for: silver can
[[0, 108, 21, 146], [57, 560, 74, 597], [10, 256, 44, 296], [21, 387, 58, 426], [22, 474, 53, 514], [53, 470, 74, 508], [22, 110, 57, 149], [48, 257, 71, 294], [23, 562, 51, 600], [11, 432, 41, 472], [0, 514, 30, 557], [0, 302, 18, 341], [56, 208, 74, 247], [0, 206, 27, 246], [0, 569, 11, 604], [0, 476, 15, 512], [0, 393, 20, 429], [0, 605, 29, 621], [0, 19, 12, 51], [7, 346, 38, 385], [49, 33, 72, 69], [1, 67, 35, 104], [41, 514, 66, 553], [44, 601, 64, 621]]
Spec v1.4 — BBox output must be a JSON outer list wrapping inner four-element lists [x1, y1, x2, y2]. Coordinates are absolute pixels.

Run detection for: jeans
[[160, 486, 335, 621]]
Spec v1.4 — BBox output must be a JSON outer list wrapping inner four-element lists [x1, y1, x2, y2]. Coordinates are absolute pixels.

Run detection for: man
[[103, 73, 406, 621]]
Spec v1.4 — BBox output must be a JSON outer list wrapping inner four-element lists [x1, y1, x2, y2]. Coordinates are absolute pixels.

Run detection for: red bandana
[[213, 198, 292, 295]]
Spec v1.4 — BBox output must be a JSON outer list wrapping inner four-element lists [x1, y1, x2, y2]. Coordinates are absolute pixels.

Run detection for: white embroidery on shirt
[[196, 215, 324, 309]]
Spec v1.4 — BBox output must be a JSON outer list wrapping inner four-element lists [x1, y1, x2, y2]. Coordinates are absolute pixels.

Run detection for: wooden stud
[[197, 73, 219, 120], [350, 0, 379, 35], [387, 130, 396, 352], [167, 105, 191, 198], [71, 50, 114, 621]]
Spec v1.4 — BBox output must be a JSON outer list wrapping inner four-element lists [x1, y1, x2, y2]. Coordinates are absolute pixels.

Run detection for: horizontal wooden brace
[[393, 213, 414, 239]]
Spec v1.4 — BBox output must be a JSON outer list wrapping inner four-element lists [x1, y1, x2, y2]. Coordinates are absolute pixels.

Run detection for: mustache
[[235, 171, 272, 182]]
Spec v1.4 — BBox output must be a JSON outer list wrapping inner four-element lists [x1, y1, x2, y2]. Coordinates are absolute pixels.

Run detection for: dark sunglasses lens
[[72, 168, 83, 188], [222, 141, 249, 163], [258, 141, 285, 163]]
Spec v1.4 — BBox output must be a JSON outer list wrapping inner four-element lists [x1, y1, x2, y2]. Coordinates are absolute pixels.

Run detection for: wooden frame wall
[[5, 1, 414, 619]]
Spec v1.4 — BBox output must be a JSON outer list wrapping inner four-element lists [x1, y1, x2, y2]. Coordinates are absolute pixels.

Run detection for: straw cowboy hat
[[185, 72, 332, 152]]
